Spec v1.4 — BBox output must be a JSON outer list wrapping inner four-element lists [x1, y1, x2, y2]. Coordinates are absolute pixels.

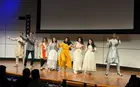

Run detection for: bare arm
[[93, 47, 97, 52], [107, 38, 112, 47], [115, 36, 121, 46], [7, 36, 18, 41]]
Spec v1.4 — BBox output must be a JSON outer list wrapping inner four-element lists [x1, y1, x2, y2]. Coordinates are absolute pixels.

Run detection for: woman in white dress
[[73, 37, 84, 74], [8, 32, 25, 67], [82, 39, 96, 75], [105, 33, 122, 76], [46, 37, 59, 71]]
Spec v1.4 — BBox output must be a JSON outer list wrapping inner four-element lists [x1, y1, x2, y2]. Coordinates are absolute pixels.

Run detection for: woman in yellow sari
[[58, 37, 73, 71]]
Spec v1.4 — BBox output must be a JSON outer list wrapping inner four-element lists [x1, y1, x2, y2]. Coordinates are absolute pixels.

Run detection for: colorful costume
[[58, 42, 72, 69], [40, 43, 48, 68]]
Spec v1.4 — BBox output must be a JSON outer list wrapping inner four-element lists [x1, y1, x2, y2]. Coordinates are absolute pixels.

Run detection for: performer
[[39, 37, 49, 70], [105, 33, 122, 76], [8, 32, 25, 67], [73, 37, 84, 74], [23, 32, 36, 69], [58, 37, 73, 71], [46, 37, 59, 71], [82, 39, 96, 75]]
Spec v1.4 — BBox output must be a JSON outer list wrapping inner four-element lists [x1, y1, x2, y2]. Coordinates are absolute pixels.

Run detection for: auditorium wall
[[0, 0, 140, 68]]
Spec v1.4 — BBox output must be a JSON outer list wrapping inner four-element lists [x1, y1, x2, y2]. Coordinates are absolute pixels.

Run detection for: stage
[[1, 60, 140, 87]]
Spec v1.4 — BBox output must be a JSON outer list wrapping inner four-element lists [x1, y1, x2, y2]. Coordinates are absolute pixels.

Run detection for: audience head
[[31, 69, 40, 80], [0, 65, 6, 78], [129, 75, 137, 82], [22, 68, 30, 77]]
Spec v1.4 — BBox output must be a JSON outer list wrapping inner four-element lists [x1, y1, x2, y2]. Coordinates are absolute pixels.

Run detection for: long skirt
[[46, 50, 58, 70], [82, 50, 96, 72], [73, 49, 83, 71]]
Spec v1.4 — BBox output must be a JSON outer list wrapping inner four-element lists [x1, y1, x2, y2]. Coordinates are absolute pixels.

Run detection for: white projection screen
[[40, 0, 134, 30]]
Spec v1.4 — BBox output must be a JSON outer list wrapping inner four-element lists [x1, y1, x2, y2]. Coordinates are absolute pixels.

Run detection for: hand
[[92, 50, 95, 52], [117, 36, 119, 40]]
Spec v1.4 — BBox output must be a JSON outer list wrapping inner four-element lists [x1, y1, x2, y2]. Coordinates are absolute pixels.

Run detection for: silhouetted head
[[0, 65, 6, 78], [129, 75, 137, 82], [31, 69, 40, 80], [22, 68, 30, 78]]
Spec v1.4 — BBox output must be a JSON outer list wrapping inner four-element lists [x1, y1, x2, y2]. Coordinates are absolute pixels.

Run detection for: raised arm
[[115, 36, 121, 47], [7, 36, 18, 41], [117, 36, 121, 44]]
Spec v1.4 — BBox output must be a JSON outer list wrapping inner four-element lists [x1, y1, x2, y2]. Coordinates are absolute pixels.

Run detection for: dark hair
[[19, 32, 23, 37], [64, 37, 72, 45], [52, 37, 57, 43], [42, 37, 48, 43], [77, 37, 84, 44], [87, 39, 96, 48], [0, 65, 6, 77], [23, 68, 30, 77], [31, 69, 40, 80]]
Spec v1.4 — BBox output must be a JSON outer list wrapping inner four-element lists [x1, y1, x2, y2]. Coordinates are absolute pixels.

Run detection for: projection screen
[[40, 0, 134, 30]]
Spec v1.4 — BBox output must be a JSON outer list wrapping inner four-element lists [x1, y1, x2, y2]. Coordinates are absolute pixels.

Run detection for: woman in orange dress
[[58, 37, 73, 71], [39, 37, 49, 70]]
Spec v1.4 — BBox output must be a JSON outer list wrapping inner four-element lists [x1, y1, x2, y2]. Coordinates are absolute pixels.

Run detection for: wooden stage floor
[[1, 60, 140, 87]]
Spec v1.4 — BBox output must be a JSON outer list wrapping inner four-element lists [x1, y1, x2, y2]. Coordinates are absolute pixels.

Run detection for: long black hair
[[52, 37, 57, 43], [42, 37, 48, 43], [77, 37, 84, 45], [64, 37, 72, 50], [64, 37, 72, 45], [87, 39, 96, 48]]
